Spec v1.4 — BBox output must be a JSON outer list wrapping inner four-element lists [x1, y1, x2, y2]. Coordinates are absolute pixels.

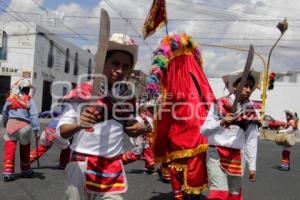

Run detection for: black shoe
[[278, 165, 290, 171], [157, 169, 170, 183], [184, 194, 205, 200], [3, 174, 15, 182], [21, 169, 34, 178], [144, 167, 157, 175], [56, 164, 66, 170]]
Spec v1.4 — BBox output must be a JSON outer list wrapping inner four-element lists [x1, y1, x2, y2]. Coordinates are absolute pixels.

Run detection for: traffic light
[[268, 72, 276, 90]]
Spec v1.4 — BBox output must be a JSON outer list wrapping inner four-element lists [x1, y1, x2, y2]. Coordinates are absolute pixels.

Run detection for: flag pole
[[143, 0, 168, 40], [165, 21, 169, 36]]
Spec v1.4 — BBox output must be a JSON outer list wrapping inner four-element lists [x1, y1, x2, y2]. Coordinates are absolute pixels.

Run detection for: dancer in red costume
[[29, 112, 70, 169], [146, 33, 216, 199], [2, 79, 39, 182], [277, 110, 299, 171]]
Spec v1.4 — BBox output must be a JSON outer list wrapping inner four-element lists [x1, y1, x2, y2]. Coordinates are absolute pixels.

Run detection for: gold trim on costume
[[155, 144, 208, 163]]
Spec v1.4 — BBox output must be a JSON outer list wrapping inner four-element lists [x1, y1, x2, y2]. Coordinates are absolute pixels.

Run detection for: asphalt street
[[0, 121, 300, 200]]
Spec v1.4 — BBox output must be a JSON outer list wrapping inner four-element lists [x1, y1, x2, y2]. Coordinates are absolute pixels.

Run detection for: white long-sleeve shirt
[[129, 116, 153, 146], [57, 103, 125, 158], [278, 125, 297, 134], [201, 102, 259, 171]]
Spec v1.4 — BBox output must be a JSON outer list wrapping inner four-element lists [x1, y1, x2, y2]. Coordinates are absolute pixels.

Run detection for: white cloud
[[8, 0, 44, 12], [0, 0, 299, 75], [202, 49, 248, 77]]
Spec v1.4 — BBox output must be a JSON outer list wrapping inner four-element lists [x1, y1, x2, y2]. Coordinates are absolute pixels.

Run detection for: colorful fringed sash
[[216, 146, 242, 176], [7, 94, 30, 110], [71, 152, 127, 194]]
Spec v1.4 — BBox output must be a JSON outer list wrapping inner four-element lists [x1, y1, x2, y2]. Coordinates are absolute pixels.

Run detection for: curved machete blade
[[91, 8, 110, 102], [231, 44, 254, 113]]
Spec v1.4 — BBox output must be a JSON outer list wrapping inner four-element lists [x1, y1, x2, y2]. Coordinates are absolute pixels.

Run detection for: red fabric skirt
[[216, 146, 242, 176], [71, 152, 127, 194]]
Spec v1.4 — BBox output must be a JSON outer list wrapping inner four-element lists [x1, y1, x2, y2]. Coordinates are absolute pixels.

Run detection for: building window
[[71, 82, 77, 89], [64, 48, 70, 73], [73, 52, 78, 76], [47, 40, 54, 68], [62, 86, 67, 96], [87, 58, 92, 80], [0, 31, 8, 60]]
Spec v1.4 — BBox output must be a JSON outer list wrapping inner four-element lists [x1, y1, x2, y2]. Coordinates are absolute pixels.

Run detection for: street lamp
[[260, 18, 288, 122], [201, 44, 267, 69]]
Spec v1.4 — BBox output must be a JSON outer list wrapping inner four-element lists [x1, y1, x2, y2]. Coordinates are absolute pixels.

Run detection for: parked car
[[262, 115, 287, 130], [38, 110, 60, 118]]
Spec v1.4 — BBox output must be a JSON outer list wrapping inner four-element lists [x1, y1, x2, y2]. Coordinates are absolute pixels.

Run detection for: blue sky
[[43, 0, 97, 10]]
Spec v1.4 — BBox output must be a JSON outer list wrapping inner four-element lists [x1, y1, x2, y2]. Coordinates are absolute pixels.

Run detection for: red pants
[[143, 147, 155, 169], [121, 151, 140, 164], [206, 190, 243, 200], [122, 147, 155, 169], [281, 149, 290, 168], [30, 144, 50, 162], [30, 144, 70, 167], [160, 163, 171, 182], [170, 165, 184, 200], [169, 154, 208, 200], [2, 140, 31, 174]]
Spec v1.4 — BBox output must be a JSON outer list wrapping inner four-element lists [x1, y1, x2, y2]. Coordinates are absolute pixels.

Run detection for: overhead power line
[[29, 0, 94, 45], [173, 0, 300, 22], [0, 1, 94, 45], [103, 0, 154, 51], [31, 0, 48, 13], [167, 0, 300, 30], [0, 1, 35, 29], [5, 32, 300, 46], [4, 10, 300, 22]]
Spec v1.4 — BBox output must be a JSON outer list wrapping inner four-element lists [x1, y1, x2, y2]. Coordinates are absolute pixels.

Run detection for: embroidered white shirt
[[201, 98, 259, 171], [57, 103, 125, 158]]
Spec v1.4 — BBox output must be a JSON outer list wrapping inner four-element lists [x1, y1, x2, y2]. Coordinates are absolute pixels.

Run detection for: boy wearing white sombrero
[[201, 69, 261, 200], [58, 33, 150, 200]]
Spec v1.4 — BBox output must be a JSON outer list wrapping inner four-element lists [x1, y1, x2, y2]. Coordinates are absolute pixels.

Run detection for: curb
[[260, 129, 300, 142], [259, 129, 277, 140]]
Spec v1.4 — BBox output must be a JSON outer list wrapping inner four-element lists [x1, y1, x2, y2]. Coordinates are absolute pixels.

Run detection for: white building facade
[[0, 21, 94, 112]]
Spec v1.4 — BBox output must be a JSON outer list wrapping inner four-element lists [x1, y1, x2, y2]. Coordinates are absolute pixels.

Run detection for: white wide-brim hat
[[284, 110, 299, 120], [222, 69, 261, 94], [140, 101, 156, 109], [17, 79, 34, 89], [108, 33, 138, 67]]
